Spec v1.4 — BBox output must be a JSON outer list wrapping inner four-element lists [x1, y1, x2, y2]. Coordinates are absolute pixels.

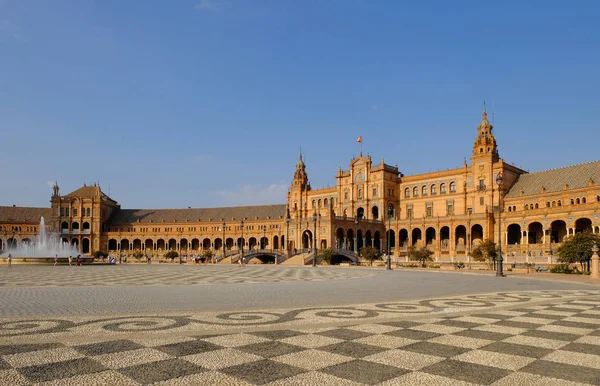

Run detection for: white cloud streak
[[194, 0, 222, 11]]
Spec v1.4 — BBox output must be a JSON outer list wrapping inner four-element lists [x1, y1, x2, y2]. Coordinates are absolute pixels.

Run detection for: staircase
[[281, 252, 312, 265]]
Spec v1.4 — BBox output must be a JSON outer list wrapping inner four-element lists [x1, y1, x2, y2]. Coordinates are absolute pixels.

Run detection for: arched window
[[508, 206, 512, 212], [422, 186, 428, 196], [358, 189, 363, 199], [405, 188, 410, 198], [431, 184, 437, 195], [570, 199, 574, 205], [582, 197, 587, 204], [449, 182, 456, 193], [440, 183, 447, 194], [576, 198, 580, 204], [413, 187, 419, 197], [324, 198, 328, 207], [312, 200, 316, 208], [558, 200, 562, 206], [318, 199, 322, 208], [535, 203, 539, 209], [552, 201, 556, 207], [546, 202, 550, 208], [524, 204, 529, 210], [512, 206, 516, 212]]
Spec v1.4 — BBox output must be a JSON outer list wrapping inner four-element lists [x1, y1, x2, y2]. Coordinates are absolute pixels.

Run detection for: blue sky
[[1, 0, 599, 209]]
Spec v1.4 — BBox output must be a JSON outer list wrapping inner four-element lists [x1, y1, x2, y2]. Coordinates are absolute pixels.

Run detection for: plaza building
[[1, 108, 599, 264]]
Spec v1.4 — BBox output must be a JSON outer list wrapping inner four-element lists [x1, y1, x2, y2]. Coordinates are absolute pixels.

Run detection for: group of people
[[54, 254, 83, 266]]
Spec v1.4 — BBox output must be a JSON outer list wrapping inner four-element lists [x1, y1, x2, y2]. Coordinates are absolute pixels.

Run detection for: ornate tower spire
[[472, 105, 499, 161], [292, 151, 309, 189]]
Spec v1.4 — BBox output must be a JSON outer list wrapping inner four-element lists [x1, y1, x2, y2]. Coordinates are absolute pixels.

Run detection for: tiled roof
[[108, 204, 287, 224], [65, 185, 115, 202], [505, 160, 600, 198], [0, 206, 53, 223]]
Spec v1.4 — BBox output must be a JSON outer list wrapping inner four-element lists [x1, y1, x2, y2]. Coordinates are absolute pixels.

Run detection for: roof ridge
[[118, 204, 287, 211], [527, 160, 600, 175]]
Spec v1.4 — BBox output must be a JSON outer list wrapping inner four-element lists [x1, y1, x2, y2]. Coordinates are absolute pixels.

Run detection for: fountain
[[1, 217, 93, 264]]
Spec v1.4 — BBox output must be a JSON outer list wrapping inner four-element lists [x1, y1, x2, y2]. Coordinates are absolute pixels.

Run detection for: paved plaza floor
[[0, 265, 599, 385]]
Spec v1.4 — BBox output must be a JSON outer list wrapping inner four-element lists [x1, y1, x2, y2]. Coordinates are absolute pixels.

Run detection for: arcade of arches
[[2, 109, 599, 262]]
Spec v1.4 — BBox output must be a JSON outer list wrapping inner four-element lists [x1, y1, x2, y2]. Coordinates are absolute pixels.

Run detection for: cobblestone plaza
[[1, 265, 599, 385]]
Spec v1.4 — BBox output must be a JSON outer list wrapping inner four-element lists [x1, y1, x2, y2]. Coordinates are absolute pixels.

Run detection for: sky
[[1, 0, 599, 209]]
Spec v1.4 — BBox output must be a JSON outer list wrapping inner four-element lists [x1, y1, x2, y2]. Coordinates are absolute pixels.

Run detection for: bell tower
[[292, 152, 309, 189], [472, 106, 499, 162]]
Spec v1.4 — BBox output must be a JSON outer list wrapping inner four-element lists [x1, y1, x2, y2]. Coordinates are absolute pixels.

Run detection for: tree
[[93, 250, 108, 260], [319, 248, 334, 264], [164, 250, 179, 261], [202, 249, 214, 262], [471, 240, 497, 269], [360, 246, 381, 266], [408, 246, 434, 267], [132, 251, 144, 261], [557, 231, 600, 272]]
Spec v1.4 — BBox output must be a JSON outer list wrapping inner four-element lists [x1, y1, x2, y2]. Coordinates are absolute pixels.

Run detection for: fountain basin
[[1, 256, 95, 265]]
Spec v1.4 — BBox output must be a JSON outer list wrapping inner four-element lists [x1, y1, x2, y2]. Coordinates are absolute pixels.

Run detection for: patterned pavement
[[0, 265, 373, 287], [1, 290, 599, 385]]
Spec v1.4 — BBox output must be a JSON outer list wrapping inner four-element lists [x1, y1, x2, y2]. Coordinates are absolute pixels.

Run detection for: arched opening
[[281, 236, 285, 251], [365, 230, 373, 249], [405, 188, 410, 198], [575, 218, 593, 233], [507, 224, 522, 245], [399, 229, 409, 248], [373, 231, 381, 251], [133, 239, 142, 250], [301, 230, 311, 249], [71, 239, 79, 249], [357, 230, 364, 251], [61, 238, 68, 245], [455, 225, 467, 248], [0, 239, 3, 250], [82, 238, 90, 254], [22, 238, 31, 245], [425, 227, 436, 246], [168, 239, 177, 250], [371, 206, 379, 220], [156, 239, 165, 251], [411, 228, 422, 246], [191, 238, 200, 251], [226, 238, 234, 250], [202, 238, 211, 250], [214, 238, 223, 251], [7, 238, 17, 249], [471, 224, 483, 246], [273, 235, 279, 249], [145, 239, 153, 251], [82, 222, 90, 232], [237, 237, 245, 250], [180, 238, 188, 251], [260, 237, 268, 249], [357, 207, 365, 219], [440, 226, 450, 249], [413, 187, 419, 197], [249, 237, 257, 250], [108, 239, 117, 250], [336, 228, 344, 249], [527, 222, 544, 244], [346, 229, 355, 251], [72, 222, 80, 232], [386, 229, 396, 252], [61, 222, 69, 232], [120, 239, 129, 251]]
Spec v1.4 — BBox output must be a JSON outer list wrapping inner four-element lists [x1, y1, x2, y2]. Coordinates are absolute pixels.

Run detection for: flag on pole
[[356, 136, 363, 143]]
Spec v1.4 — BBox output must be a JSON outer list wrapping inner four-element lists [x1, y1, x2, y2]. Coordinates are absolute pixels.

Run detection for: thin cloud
[[216, 184, 288, 206], [370, 105, 379, 110]]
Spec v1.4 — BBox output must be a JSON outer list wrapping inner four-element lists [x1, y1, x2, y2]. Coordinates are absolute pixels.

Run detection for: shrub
[[164, 251, 179, 260], [133, 251, 144, 260], [93, 250, 108, 259], [550, 264, 574, 274]]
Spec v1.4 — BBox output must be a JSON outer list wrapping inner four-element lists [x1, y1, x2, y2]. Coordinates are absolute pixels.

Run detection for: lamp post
[[222, 222, 226, 264], [387, 206, 393, 270], [262, 225, 266, 250], [549, 236, 553, 263], [312, 211, 318, 267], [354, 213, 362, 257], [496, 173, 505, 277], [240, 220, 244, 265]]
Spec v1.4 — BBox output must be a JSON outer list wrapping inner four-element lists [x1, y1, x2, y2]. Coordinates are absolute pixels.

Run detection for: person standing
[[54, 254, 58, 266], [68, 255, 73, 266], [7, 254, 11, 267]]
